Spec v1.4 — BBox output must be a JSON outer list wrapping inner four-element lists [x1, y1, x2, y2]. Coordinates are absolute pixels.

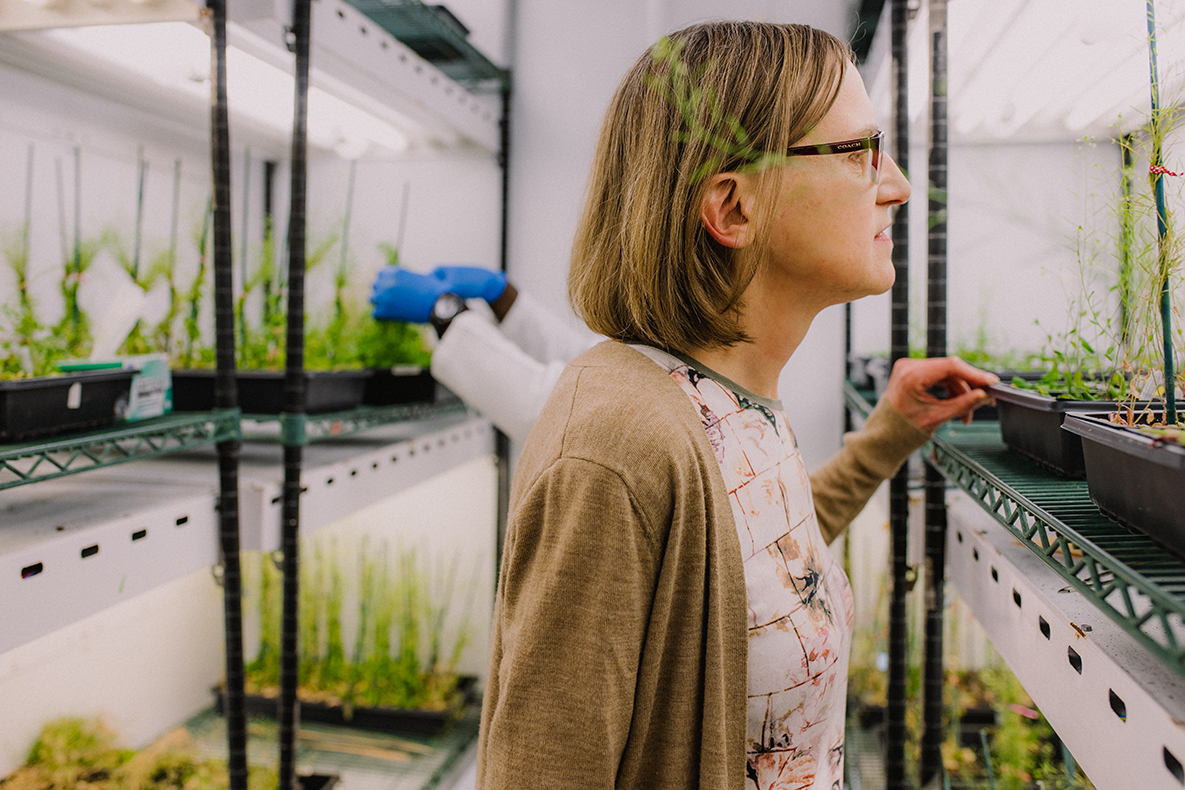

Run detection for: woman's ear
[[700, 172, 752, 249]]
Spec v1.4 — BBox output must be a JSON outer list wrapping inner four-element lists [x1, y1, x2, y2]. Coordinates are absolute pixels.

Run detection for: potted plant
[[1062, 11, 1185, 559], [990, 145, 1164, 476], [1, 217, 136, 443], [0, 717, 286, 790], [171, 221, 373, 415], [221, 535, 477, 737]]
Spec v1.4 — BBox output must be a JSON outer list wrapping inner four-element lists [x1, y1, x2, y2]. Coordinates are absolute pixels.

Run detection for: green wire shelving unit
[[341, 0, 506, 87], [845, 383, 1185, 680], [240, 399, 470, 444], [0, 409, 240, 491]]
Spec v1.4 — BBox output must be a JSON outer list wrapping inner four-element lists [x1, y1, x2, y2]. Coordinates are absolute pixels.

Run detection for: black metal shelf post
[[921, 1, 949, 784], [886, 1, 911, 787], [278, 0, 311, 788], [495, 80, 512, 579], [207, 3, 248, 790]]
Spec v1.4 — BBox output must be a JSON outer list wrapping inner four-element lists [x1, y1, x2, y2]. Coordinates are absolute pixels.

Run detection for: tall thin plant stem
[[241, 148, 252, 288], [133, 146, 146, 281], [395, 181, 410, 255], [23, 144, 34, 257], [1147, 0, 1178, 424]]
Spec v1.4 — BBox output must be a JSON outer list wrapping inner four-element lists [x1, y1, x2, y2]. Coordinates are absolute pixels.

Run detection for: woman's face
[[759, 63, 910, 308]]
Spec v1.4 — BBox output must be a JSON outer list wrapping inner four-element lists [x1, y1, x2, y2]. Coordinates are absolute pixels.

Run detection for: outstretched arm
[[810, 357, 999, 542]]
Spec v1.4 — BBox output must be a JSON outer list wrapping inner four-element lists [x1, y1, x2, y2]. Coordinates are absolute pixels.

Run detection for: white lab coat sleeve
[[497, 290, 600, 364], [430, 310, 570, 444]]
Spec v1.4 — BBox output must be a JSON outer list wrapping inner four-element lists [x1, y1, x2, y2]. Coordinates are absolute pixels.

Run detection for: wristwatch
[[429, 292, 468, 338]]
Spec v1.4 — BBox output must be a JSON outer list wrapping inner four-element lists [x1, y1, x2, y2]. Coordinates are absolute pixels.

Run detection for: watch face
[[433, 293, 465, 322]]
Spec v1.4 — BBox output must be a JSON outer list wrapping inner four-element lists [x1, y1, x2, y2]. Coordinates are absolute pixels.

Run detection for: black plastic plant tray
[[0, 369, 136, 442], [989, 382, 1133, 477], [362, 366, 437, 406], [972, 371, 1042, 421], [1064, 413, 1185, 562], [298, 774, 338, 790], [215, 676, 476, 737], [172, 370, 371, 414]]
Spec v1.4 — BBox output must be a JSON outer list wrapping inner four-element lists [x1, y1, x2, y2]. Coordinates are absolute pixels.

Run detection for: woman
[[477, 21, 996, 790]]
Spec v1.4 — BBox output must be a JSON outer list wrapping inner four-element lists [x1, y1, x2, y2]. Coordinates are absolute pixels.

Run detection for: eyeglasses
[[786, 130, 884, 185]]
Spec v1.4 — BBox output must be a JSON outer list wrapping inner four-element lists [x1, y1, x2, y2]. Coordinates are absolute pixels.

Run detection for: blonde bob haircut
[[569, 21, 855, 352]]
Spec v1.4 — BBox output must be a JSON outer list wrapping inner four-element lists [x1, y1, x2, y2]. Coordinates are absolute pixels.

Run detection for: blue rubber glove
[[431, 265, 507, 303], [370, 267, 450, 323]]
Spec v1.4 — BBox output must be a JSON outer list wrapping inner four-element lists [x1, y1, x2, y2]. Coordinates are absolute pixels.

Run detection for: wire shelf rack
[[929, 422, 1185, 678], [342, 0, 506, 87], [243, 400, 471, 445], [0, 409, 240, 491], [845, 381, 1185, 678], [843, 380, 877, 421]]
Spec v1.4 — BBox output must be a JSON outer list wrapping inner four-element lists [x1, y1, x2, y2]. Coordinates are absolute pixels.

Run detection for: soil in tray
[[172, 370, 370, 414], [1064, 413, 1185, 562], [0, 369, 136, 442], [215, 676, 477, 738]]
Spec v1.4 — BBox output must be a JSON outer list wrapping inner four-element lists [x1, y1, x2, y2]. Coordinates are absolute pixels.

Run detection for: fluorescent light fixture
[[44, 21, 409, 157]]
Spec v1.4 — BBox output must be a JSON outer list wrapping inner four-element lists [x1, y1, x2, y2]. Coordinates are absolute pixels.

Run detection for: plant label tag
[[67, 382, 82, 410]]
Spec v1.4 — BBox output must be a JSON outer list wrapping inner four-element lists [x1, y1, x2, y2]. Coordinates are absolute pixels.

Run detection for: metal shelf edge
[[0, 411, 240, 492], [947, 493, 1185, 790]]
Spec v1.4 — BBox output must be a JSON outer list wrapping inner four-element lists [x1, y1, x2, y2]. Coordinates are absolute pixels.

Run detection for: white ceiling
[[873, 0, 1185, 143]]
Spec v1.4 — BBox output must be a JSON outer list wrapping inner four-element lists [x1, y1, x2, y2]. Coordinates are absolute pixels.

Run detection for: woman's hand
[[882, 357, 1000, 433]]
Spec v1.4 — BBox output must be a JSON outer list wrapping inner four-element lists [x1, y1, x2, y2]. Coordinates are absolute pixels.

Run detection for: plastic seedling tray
[[298, 775, 338, 790], [989, 382, 1135, 477], [172, 370, 371, 415], [0, 369, 136, 442], [1064, 413, 1185, 562], [214, 676, 477, 737], [971, 371, 1042, 422], [362, 366, 437, 406]]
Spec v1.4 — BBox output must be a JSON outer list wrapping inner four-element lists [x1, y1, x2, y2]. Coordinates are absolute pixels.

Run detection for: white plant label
[[67, 382, 82, 410]]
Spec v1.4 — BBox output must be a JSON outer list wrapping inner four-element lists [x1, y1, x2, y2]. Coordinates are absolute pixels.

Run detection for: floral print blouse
[[633, 346, 854, 790]]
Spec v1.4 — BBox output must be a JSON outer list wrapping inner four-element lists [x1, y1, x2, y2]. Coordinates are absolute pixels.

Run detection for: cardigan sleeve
[[477, 456, 660, 790], [810, 400, 931, 544]]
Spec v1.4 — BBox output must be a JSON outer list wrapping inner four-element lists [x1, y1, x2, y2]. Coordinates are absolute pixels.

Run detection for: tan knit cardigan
[[477, 341, 928, 790]]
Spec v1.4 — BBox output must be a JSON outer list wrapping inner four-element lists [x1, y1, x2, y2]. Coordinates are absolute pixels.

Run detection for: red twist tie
[[1150, 164, 1184, 176]]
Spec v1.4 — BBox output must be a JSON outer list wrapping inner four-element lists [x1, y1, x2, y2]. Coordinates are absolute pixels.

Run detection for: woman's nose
[[877, 153, 911, 205]]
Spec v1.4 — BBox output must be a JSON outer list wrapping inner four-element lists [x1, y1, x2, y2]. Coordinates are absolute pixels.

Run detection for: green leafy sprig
[[643, 37, 787, 183]]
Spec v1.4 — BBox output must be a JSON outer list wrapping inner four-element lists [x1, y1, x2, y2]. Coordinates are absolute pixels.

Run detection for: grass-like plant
[[245, 551, 281, 689], [105, 228, 168, 357], [176, 203, 214, 369], [2, 225, 48, 378], [0, 718, 277, 790], [57, 236, 100, 363], [242, 535, 474, 716], [1010, 124, 1185, 404], [219, 224, 339, 371]]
